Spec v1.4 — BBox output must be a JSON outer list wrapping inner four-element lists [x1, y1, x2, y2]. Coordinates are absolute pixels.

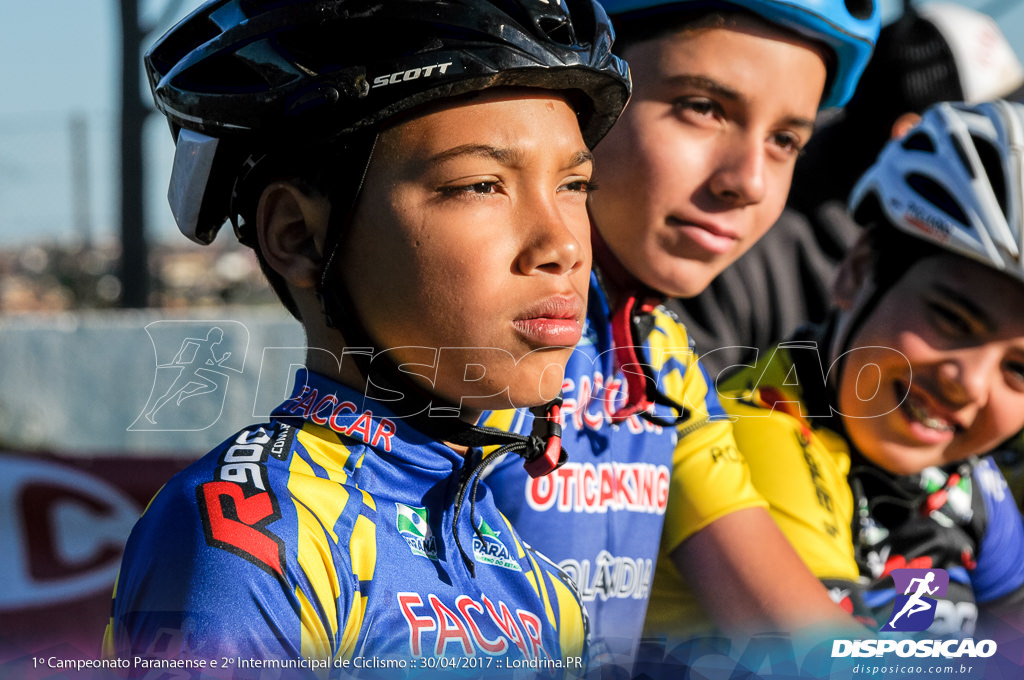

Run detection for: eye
[[437, 180, 502, 199], [926, 301, 976, 337], [452, 181, 497, 195], [672, 97, 723, 123], [1006, 358, 1024, 391], [770, 130, 804, 156], [560, 179, 598, 194]]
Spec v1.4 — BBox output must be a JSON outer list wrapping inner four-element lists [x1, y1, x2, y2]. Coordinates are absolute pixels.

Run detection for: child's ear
[[832, 231, 876, 310], [255, 182, 331, 289]]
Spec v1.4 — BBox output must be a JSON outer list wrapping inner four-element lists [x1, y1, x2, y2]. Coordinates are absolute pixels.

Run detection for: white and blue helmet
[[850, 100, 1024, 285]]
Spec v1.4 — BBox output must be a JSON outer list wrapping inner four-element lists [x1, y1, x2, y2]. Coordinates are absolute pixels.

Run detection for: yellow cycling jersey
[[645, 343, 857, 636], [718, 344, 857, 583], [648, 307, 769, 556]]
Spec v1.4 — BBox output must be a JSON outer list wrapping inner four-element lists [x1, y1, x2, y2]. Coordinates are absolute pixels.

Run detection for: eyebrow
[[664, 74, 817, 132], [429, 144, 594, 170], [934, 283, 995, 332]]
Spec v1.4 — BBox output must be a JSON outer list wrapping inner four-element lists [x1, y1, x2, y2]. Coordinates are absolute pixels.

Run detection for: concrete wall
[[0, 307, 305, 666], [0, 307, 305, 457]]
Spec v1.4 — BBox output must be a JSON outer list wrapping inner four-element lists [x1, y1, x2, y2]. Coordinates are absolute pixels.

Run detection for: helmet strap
[[591, 227, 689, 426]]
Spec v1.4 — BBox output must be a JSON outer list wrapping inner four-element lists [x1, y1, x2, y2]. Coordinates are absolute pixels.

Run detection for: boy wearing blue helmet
[[481, 0, 880, 663]]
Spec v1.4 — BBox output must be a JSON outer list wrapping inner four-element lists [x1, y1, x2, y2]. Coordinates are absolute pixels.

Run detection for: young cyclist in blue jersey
[[683, 101, 1024, 639], [103, 0, 631, 672], [480, 0, 880, 663]]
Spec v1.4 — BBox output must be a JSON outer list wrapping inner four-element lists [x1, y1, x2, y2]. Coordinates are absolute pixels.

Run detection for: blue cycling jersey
[[105, 369, 588, 676]]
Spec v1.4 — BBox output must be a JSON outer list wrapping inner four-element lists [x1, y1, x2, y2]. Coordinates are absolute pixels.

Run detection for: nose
[[707, 132, 767, 207], [936, 347, 1000, 410], [514, 188, 587, 276]]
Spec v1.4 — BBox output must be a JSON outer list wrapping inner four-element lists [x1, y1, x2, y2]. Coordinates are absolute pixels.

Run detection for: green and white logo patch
[[473, 517, 522, 572], [396, 503, 437, 560]]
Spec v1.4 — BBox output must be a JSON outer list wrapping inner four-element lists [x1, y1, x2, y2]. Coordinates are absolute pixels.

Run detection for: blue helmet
[[600, 0, 880, 109]]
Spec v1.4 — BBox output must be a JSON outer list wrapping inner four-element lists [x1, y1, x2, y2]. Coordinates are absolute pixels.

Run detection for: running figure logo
[[130, 321, 248, 431], [881, 568, 949, 632]]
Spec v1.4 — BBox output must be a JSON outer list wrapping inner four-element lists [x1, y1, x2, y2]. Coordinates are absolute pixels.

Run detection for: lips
[[894, 380, 961, 442], [513, 295, 584, 347], [667, 216, 739, 255]]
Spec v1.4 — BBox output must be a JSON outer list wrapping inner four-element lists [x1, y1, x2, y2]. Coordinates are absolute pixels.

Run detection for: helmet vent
[[537, 16, 576, 46], [950, 134, 976, 180], [907, 172, 970, 228], [901, 132, 934, 153], [844, 0, 874, 21], [185, 52, 273, 91], [972, 134, 1009, 220]]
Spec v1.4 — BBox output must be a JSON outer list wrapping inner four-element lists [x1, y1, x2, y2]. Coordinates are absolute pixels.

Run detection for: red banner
[[0, 451, 193, 675]]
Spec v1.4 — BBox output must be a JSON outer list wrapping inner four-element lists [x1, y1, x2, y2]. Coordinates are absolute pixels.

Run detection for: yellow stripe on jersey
[[646, 311, 695, 406], [299, 424, 359, 483], [342, 512, 377, 659], [101, 568, 121, 659], [503, 512, 557, 628], [481, 408, 518, 432], [138, 483, 168, 517], [479, 409, 519, 459], [648, 309, 727, 424], [524, 553, 556, 628], [646, 309, 693, 359], [550, 577, 586, 660], [297, 585, 333, 660], [293, 426, 377, 661], [288, 446, 349, 543], [288, 434, 351, 657], [101, 619, 115, 660], [499, 512, 526, 559], [339, 594, 366, 661]]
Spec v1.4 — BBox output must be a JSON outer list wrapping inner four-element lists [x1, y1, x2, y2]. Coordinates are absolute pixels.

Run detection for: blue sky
[[1, 0, 1023, 247], [0, 0, 205, 247]]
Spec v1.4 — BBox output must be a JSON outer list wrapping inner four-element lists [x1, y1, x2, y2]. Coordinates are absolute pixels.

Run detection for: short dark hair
[[609, 7, 835, 101], [610, 7, 728, 54]]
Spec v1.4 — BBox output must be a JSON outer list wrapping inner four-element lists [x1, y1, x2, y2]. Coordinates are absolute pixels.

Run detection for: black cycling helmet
[[146, 0, 632, 245]]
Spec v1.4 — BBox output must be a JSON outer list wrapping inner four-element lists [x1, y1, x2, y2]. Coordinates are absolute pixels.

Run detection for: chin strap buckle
[[609, 293, 661, 423], [523, 397, 567, 478]]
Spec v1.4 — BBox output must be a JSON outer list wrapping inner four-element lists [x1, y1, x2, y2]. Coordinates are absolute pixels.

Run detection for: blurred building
[[0, 238, 277, 314]]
